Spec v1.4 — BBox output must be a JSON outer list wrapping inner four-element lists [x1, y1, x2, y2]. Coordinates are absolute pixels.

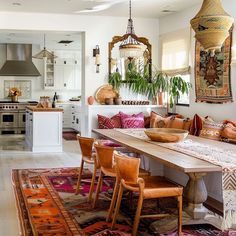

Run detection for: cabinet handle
[[64, 83, 67, 87]]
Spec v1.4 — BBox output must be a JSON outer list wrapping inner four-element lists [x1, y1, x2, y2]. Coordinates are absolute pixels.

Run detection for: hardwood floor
[[0, 136, 82, 236]]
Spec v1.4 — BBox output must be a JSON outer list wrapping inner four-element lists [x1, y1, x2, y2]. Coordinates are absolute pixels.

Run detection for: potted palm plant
[[108, 63, 191, 109]]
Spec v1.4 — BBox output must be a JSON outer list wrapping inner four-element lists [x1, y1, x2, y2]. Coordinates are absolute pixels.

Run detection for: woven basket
[[191, 0, 234, 52]]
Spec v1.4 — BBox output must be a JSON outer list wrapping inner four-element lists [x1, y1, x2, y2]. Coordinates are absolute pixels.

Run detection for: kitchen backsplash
[[4, 80, 31, 99]]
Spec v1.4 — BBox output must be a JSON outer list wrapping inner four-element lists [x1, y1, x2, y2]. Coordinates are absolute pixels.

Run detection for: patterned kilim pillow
[[119, 111, 144, 129], [167, 117, 192, 131], [97, 114, 122, 129], [150, 111, 171, 128], [221, 122, 236, 144], [200, 119, 224, 141]]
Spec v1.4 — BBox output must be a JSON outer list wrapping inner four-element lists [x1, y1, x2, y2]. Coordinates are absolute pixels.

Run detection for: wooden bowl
[[144, 128, 188, 143]]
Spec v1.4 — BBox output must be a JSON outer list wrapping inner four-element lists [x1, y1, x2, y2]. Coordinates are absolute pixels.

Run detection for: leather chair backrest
[[114, 153, 140, 184], [77, 136, 94, 158], [94, 143, 114, 169]]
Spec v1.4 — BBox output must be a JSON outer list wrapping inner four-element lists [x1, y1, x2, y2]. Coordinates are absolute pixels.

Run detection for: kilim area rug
[[12, 167, 229, 236]]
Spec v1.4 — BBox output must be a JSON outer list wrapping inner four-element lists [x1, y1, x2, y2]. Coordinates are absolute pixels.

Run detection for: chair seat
[[143, 176, 183, 199], [125, 176, 182, 199], [82, 153, 96, 164], [102, 166, 116, 177]]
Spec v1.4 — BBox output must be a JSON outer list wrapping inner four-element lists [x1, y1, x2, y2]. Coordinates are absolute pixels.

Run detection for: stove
[[0, 101, 38, 134]]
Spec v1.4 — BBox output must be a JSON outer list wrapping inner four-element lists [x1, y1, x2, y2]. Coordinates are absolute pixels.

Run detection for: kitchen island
[[25, 106, 63, 152]]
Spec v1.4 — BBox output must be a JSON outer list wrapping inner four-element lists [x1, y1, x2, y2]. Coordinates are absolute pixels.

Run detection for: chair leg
[[106, 178, 120, 222], [132, 194, 143, 236], [111, 185, 123, 230], [88, 163, 97, 202], [75, 159, 84, 195], [92, 171, 103, 208], [177, 195, 182, 236]]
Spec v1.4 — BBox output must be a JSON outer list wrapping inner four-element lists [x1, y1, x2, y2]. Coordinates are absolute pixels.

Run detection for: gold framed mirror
[[108, 34, 152, 80]]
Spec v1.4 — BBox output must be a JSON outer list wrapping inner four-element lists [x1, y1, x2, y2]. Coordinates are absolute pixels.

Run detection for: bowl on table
[[144, 128, 188, 143]]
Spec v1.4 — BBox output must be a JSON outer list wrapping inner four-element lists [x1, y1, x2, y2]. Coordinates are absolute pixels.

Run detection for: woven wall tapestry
[[195, 31, 233, 103]]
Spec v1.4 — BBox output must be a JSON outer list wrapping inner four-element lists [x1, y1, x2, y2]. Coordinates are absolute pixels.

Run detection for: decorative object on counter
[[195, 30, 233, 103], [8, 87, 22, 102], [190, 0, 234, 55], [87, 96, 94, 105], [119, 0, 146, 59], [4, 80, 31, 99], [114, 97, 122, 105], [104, 97, 114, 105], [37, 96, 52, 108], [121, 100, 149, 105], [52, 92, 57, 108], [69, 96, 81, 102], [95, 84, 118, 104], [33, 34, 57, 59], [93, 45, 100, 73]]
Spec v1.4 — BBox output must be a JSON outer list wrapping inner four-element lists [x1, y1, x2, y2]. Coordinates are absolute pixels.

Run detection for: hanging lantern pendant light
[[33, 34, 57, 59], [119, 0, 146, 59], [190, 0, 234, 55]]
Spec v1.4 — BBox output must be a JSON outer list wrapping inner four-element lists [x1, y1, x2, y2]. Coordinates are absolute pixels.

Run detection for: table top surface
[[93, 129, 225, 173]]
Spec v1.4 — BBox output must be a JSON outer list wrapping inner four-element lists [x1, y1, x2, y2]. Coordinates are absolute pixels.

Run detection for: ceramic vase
[[87, 96, 94, 105]]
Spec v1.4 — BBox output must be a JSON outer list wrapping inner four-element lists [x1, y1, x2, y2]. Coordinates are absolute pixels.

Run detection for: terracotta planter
[[157, 92, 164, 106], [87, 96, 94, 105], [114, 97, 122, 105]]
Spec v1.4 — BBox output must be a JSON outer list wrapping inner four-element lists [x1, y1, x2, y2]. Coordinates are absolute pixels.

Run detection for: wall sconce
[[93, 45, 100, 73]]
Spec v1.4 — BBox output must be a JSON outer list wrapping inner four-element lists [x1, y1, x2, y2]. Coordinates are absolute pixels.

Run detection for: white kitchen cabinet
[[71, 104, 80, 132], [56, 104, 71, 128], [25, 107, 63, 153], [44, 50, 81, 90], [25, 110, 33, 144], [43, 58, 55, 89]]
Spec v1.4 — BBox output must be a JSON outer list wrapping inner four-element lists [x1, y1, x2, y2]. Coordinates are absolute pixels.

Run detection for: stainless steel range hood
[[0, 44, 41, 76]]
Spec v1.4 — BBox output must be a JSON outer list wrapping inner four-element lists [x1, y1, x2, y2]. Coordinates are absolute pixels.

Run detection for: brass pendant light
[[33, 34, 57, 59], [190, 0, 234, 54], [119, 0, 146, 59]]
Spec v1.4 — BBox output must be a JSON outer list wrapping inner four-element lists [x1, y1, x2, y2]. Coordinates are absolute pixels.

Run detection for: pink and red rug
[[12, 167, 229, 235]]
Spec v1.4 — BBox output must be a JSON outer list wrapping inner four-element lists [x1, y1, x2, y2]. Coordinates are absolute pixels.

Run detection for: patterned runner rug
[[12, 167, 229, 235]]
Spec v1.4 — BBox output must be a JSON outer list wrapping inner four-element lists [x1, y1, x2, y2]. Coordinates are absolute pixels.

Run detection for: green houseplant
[[108, 63, 191, 108]]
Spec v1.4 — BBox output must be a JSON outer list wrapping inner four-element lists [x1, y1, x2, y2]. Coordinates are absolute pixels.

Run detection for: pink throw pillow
[[97, 114, 122, 129], [119, 111, 144, 129]]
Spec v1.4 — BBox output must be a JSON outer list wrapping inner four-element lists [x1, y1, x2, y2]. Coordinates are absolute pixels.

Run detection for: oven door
[[0, 112, 18, 128], [18, 111, 26, 128]]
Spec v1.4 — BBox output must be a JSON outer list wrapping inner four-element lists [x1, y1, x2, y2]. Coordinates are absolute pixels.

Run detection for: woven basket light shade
[[191, 0, 234, 53]]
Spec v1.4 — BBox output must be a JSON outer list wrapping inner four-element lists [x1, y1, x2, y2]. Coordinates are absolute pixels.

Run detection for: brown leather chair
[[75, 136, 98, 202], [111, 153, 183, 236], [92, 143, 118, 217], [93, 143, 151, 222]]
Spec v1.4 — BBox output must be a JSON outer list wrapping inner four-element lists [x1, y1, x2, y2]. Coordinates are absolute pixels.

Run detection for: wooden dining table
[[93, 128, 224, 226]]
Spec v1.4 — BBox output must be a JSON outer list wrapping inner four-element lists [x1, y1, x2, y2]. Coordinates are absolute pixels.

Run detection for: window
[[176, 74, 190, 106], [160, 28, 191, 106]]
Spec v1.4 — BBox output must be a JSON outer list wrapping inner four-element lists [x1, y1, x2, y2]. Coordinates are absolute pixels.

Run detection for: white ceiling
[[0, 0, 201, 18], [0, 31, 82, 49]]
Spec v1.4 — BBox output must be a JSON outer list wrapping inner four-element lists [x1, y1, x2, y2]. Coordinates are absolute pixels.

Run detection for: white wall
[[0, 12, 159, 103], [159, 0, 236, 202], [159, 0, 236, 121]]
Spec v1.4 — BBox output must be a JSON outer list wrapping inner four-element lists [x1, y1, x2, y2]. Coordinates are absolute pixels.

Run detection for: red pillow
[[189, 114, 203, 136], [119, 111, 144, 128], [97, 114, 122, 129]]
